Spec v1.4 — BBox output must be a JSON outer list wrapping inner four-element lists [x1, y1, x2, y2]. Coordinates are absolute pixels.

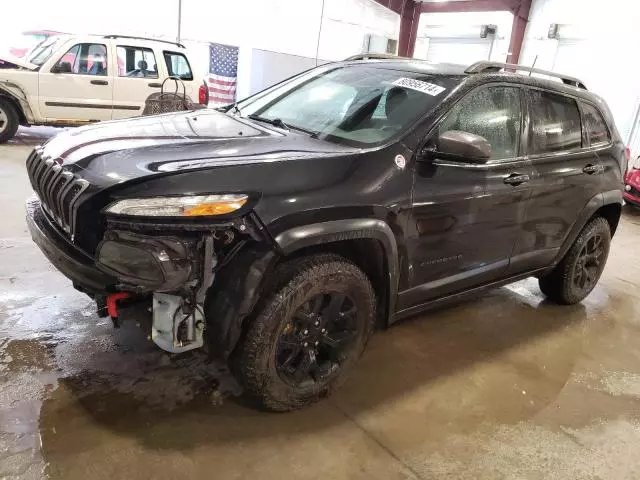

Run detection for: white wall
[[0, 0, 399, 99], [521, 0, 640, 142], [414, 11, 514, 63]]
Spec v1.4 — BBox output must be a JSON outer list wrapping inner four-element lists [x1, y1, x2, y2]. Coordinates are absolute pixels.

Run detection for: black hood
[[41, 109, 356, 189]]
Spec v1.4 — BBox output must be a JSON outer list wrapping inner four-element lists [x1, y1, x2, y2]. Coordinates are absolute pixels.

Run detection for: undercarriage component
[[152, 293, 204, 353]]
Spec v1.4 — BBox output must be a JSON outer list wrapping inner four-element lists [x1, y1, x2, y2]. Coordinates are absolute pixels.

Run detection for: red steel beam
[[420, 0, 522, 14], [506, 0, 532, 64], [398, 0, 420, 57]]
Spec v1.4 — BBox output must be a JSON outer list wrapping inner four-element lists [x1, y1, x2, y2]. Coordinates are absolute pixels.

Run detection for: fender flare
[[274, 218, 400, 321], [205, 219, 400, 360], [552, 189, 622, 267]]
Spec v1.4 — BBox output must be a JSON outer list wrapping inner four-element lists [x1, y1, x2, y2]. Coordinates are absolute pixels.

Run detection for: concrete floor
[[2, 127, 640, 479]]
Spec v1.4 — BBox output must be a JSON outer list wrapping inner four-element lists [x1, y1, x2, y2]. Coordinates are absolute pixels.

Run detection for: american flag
[[208, 42, 239, 106]]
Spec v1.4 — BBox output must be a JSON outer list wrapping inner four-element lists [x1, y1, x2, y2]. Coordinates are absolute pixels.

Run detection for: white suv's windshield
[[28, 35, 68, 66], [236, 64, 460, 147]]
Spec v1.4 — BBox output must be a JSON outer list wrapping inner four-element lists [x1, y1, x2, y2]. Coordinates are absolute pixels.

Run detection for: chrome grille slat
[[26, 149, 88, 237]]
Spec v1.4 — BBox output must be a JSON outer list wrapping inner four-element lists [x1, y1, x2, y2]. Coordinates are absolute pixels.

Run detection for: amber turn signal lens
[[183, 198, 247, 216]]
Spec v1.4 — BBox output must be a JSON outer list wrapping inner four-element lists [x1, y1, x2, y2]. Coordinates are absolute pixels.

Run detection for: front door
[[399, 84, 534, 310], [111, 44, 162, 119], [508, 88, 606, 273], [39, 42, 113, 121]]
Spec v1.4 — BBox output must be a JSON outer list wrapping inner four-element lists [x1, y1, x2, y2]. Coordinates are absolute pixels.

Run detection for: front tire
[[538, 217, 611, 304], [236, 254, 375, 411], [0, 99, 19, 143]]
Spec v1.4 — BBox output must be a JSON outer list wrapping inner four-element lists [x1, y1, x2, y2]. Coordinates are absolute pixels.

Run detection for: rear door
[[400, 84, 534, 309], [508, 88, 604, 273], [111, 43, 163, 119], [38, 42, 113, 121]]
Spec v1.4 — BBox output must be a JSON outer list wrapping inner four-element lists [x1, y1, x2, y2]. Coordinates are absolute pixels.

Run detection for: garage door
[[425, 37, 493, 65]]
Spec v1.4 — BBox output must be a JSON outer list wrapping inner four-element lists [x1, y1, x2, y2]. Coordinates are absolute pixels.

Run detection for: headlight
[[105, 194, 248, 217]]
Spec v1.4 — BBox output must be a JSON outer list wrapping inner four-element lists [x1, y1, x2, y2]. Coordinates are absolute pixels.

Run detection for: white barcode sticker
[[392, 77, 446, 96]]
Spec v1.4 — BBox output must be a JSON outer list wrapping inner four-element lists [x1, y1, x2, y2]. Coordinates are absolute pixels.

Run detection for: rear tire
[[0, 98, 19, 143], [538, 217, 611, 305], [235, 254, 375, 412]]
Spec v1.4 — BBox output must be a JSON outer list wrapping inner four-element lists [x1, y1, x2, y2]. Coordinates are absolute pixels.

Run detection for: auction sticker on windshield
[[393, 78, 446, 96]]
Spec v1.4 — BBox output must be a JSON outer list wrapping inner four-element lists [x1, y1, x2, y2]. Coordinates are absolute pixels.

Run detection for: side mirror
[[430, 130, 492, 163], [52, 61, 72, 74]]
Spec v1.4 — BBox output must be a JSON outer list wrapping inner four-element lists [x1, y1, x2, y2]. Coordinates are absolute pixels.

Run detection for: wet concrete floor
[[1, 128, 640, 479]]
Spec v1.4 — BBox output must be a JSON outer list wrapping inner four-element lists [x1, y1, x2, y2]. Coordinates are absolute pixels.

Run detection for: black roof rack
[[103, 35, 185, 49], [465, 61, 587, 90], [344, 53, 407, 61]]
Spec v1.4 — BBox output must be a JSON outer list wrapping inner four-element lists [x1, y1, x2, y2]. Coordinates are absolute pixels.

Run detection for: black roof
[[340, 58, 599, 103]]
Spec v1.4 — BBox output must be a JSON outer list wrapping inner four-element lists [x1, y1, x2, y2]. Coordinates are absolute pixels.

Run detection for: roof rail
[[103, 35, 186, 49], [465, 61, 587, 90], [344, 53, 406, 61]]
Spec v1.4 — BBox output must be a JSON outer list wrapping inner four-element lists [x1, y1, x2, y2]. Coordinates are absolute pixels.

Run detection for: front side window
[[117, 46, 158, 78], [529, 90, 582, 154], [53, 43, 107, 75], [439, 86, 522, 160], [582, 102, 610, 146], [164, 51, 193, 80], [238, 65, 460, 147]]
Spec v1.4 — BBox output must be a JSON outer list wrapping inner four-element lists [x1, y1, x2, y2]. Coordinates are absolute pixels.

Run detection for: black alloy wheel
[[275, 292, 358, 387]]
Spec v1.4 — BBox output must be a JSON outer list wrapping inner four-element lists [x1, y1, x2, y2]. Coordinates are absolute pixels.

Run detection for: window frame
[[579, 100, 612, 149], [431, 82, 526, 164], [116, 45, 159, 79], [50, 42, 108, 75], [163, 50, 193, 81], [523, 86, 590, 160]]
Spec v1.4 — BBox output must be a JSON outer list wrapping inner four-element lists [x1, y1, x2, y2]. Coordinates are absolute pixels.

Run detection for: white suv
[[0, 34, 207, 142]]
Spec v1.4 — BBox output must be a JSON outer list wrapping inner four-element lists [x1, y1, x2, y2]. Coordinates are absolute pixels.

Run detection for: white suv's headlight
[[105, 194, 248, 217]]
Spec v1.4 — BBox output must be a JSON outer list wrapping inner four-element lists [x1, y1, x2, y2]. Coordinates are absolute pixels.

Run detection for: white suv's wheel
[[0, 99, 19, 143]]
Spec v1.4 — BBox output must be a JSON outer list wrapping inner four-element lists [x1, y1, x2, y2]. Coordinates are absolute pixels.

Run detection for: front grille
[[629, 185, 640, 197], [26, 148, 89, 235]]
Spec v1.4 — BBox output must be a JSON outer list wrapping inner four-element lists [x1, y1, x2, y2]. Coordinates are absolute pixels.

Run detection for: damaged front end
[[96, 212, 266, 354]]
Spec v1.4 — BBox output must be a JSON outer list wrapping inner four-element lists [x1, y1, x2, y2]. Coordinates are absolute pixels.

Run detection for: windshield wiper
[[247, 114, 318, 138], [247, 114, 289, 130]]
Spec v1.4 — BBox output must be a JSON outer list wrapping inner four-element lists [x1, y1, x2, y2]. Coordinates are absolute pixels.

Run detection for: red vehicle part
[[106, 292, 131, 320], [624, 168, 640, 206]]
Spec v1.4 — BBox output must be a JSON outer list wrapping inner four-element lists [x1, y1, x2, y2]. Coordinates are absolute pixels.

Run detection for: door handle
[[90, 79, 109, 85], [503, 173, 530, 186], [148, 82, 162, 88], [583, 164, 603, 175]]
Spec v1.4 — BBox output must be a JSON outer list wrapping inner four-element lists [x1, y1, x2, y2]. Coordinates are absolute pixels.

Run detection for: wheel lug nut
[[314, 321, 319, 326], [315, 341, 319, 346], [321, 328, 326, 333], [303, 342, 308, 347], [303, 329, 308, 335]]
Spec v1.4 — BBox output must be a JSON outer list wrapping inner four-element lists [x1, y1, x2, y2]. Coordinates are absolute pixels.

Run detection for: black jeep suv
[[25, 58, 624, 411]]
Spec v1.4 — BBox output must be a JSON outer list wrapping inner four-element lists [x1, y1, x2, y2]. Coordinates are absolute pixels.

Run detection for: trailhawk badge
[[394, 154, 406, 170]]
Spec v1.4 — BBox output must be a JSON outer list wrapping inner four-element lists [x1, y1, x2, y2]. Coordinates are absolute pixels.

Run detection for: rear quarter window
[[582, 102, 611, 146]]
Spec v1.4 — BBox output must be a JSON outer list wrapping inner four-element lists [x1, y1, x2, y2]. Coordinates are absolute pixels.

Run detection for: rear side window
[[164, 51, 193, 80], [529, 90, 582, 154], [439, 86, 522, 160], [117, 46, 158, 78], [582, 103, 611, 146]]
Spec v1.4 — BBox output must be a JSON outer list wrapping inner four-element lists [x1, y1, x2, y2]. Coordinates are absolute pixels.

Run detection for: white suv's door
[[38, 42, 114, 121], [111, 43, 163, 119]]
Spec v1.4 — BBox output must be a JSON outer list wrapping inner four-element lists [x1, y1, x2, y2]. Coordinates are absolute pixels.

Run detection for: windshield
[[28, 35, 67, 66], [237, 64, 460, 147]]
